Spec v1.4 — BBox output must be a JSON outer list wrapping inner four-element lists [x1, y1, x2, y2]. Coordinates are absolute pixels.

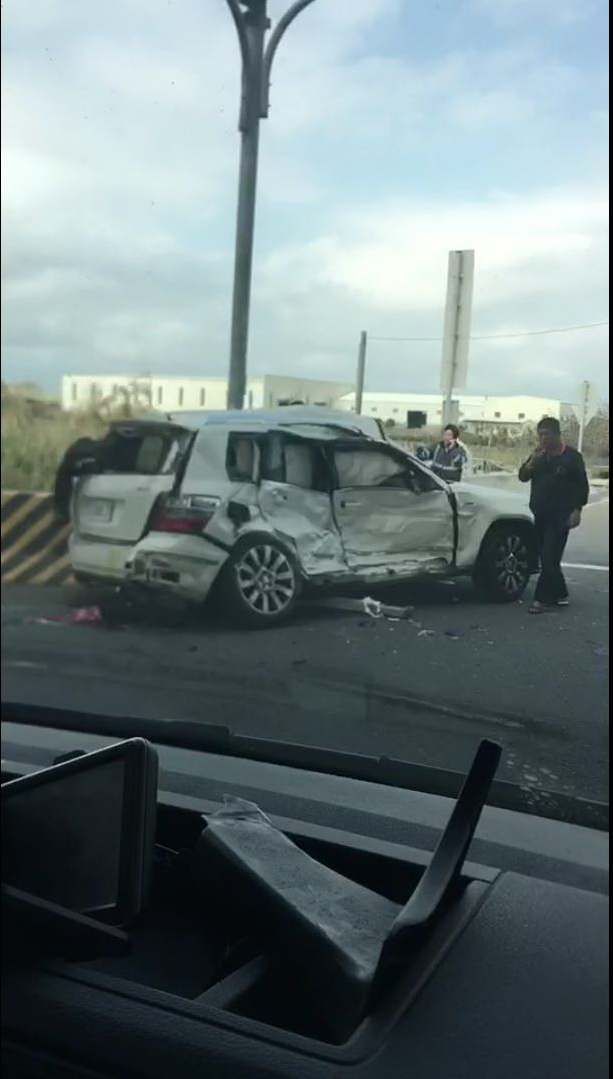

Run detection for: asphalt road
[[2, 494, 609, 804]]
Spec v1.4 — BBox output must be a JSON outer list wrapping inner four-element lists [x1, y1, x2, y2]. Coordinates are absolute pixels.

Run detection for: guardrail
[[1, 492, 74, 585]]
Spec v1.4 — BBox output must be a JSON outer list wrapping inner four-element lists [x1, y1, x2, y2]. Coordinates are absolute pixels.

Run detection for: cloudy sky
[[1, 0, 609, 402]]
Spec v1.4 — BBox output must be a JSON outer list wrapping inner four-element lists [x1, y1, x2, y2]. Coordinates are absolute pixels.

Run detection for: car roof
[[166, 406, 383, 437], [193, 421, 369, 443]]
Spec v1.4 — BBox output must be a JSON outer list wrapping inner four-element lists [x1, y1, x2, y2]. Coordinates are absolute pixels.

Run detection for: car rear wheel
[[219, 536, 300, 627], [473, 526, 532, 603]]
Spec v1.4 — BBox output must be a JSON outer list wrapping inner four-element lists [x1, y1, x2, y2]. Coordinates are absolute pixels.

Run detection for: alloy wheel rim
[[236, 545, 296, 615]]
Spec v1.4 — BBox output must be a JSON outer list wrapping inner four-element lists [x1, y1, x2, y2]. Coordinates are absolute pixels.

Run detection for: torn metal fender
[[127, 532, 229, 603], [453, 483, 533, 569]]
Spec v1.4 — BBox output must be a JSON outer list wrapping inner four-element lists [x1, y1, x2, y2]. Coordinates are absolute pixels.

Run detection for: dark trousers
[[534, 518, 570, 604]]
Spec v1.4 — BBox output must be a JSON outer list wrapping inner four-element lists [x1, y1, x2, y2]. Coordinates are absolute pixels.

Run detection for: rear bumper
[[69, 535, 132, 582], [125, 532, 229, 603]]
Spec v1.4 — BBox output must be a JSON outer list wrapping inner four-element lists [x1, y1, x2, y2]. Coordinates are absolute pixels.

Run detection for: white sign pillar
[[572, 381, 598, 453], [440, 250, 475, 427]]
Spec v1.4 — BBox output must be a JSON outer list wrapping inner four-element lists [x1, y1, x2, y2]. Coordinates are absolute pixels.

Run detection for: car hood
[[452, 480, 532, 518]]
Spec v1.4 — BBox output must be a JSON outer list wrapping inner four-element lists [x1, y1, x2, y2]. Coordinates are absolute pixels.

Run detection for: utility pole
[[355, 330, 368, 414], [578, 379, 591, 454], [225, 0, 318, 410]]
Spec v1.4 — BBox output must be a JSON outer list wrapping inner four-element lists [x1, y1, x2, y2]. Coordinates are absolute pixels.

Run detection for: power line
[[371, 320, 609, 344]]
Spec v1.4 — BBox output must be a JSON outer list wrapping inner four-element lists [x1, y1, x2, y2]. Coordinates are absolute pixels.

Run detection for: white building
[[61, 373, 571, 435], [61, 374, 354, 413], [336, 393, 573, 434]]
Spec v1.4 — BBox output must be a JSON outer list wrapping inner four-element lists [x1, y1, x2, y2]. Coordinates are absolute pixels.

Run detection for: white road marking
[[2, 660, 48, 669], [584, 498, 609, 508], [561, 563, 609, 572]]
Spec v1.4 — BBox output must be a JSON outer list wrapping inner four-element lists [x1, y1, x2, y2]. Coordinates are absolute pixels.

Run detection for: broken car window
[[135, 436, 167, 474], [334, 449, 413, 490], [284, 442, 314, 488], [98, 431, 177, 475], [227, 436, 258, 482], [262, 435, 323, 490]]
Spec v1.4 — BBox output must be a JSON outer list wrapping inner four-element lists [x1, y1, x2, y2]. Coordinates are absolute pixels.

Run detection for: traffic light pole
[[225, 0, 317, 411]]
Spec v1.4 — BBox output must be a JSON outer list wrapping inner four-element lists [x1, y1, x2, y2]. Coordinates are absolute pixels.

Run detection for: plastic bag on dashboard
[[195, 796, 400, 1040]]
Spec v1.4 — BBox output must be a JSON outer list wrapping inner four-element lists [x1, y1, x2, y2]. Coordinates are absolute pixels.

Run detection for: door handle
[[341, 501, 362, 508]]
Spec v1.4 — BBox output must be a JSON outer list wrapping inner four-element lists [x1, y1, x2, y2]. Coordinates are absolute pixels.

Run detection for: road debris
[[360, 597, 414, 621], [362, 596, 383, 619], [309, 596, 414, 621], [380, 603, 415, 620], [26, 606, 104, 627]]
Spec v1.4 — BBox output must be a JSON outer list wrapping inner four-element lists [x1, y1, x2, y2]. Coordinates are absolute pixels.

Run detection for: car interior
[[1, 705, 608, 1079]]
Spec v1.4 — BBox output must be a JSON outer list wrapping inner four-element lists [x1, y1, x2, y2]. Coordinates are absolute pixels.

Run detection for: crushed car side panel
[[330, 444, 455, 578], [332, 488, 455, 577], [254, 437, 348, 577], [257, 482, 348, 577]]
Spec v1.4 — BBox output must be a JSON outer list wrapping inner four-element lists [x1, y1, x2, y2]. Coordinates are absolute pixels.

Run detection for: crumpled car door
[[331, 446, 455, 576], [257, 436, 347, 577]]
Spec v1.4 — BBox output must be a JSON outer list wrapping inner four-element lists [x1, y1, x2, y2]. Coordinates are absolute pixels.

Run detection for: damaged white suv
[[69, 415, 537, 627]]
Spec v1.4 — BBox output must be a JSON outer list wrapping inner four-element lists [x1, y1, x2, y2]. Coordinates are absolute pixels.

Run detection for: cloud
[[261, 184, 608, 309], [0, 0, 608, 402], [473, 0, 598, 26]]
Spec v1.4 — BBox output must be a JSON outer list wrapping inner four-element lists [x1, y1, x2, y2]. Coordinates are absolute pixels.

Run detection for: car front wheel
[[218, 536, 300, 627], [473, 526, 533, 603]]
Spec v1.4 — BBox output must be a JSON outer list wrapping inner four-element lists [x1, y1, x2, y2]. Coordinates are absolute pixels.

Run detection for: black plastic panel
[[1, 722, 609, 1079]]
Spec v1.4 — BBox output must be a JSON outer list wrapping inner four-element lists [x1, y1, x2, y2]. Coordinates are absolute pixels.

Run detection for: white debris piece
[[363, 596, 384, 619]]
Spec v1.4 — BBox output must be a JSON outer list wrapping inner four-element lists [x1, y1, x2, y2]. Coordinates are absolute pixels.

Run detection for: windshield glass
[[1, 0, 608, 823]]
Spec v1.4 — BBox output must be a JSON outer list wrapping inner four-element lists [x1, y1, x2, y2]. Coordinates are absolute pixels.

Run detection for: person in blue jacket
[[429, 425, 468, 482]]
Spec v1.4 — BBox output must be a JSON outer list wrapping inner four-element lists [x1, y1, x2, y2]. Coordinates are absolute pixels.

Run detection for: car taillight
[[151, 494, 219, 535]]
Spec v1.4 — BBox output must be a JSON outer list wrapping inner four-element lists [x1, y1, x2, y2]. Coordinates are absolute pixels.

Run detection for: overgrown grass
[[0, 392, 141, 492], [2, 407, 102, 492]]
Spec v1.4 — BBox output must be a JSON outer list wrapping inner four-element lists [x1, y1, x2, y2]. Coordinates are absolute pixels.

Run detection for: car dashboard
[[1, 709, 608, 1079]]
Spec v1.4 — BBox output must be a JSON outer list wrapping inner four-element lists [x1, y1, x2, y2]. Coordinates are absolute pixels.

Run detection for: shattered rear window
[[100, 431, 179, 475]]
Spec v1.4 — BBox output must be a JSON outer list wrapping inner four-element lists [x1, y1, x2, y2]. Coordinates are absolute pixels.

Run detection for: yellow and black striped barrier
[[1, 492, 75, 585]]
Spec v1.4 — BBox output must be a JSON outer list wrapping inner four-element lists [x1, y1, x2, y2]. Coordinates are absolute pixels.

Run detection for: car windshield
[[1, 0, 608, 826]]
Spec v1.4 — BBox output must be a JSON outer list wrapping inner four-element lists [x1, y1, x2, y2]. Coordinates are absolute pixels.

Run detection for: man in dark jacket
[[519, 417, 589, 613]]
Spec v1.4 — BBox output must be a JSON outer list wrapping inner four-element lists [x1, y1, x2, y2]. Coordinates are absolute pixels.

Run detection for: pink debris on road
[[26, 606, 104, 626]]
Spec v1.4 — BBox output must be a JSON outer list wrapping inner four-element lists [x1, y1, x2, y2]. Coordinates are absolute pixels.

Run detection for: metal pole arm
[[224, 0, 251, 73], [261, 0, 317, 117], [224, 0, 269, 131]]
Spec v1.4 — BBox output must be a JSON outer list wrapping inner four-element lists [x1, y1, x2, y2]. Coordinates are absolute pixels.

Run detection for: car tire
[[473, 525, 533, 603], [217, 535, 301, 628]]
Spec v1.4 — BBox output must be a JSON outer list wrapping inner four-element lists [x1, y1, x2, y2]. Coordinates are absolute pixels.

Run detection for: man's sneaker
[[556, 599, 570, 607], [529, 601, 549, 614]]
